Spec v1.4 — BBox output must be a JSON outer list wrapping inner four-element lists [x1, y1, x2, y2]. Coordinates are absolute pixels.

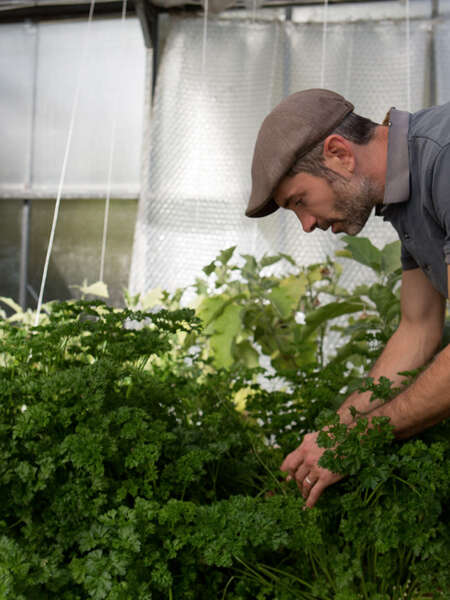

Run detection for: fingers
[[280, 432, 343, 508], [280, 447, 304, 478], [304, 479, 327, 508]]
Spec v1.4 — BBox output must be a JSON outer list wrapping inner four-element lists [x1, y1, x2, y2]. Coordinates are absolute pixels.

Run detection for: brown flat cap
[[246, 89, 354, 218]]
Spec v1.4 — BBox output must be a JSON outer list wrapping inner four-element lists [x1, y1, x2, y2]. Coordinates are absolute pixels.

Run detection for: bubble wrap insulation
[[436, 20, 450, 105], [129, 15, 435, 298]]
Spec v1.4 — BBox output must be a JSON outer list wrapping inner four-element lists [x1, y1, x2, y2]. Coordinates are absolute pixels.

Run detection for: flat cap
[[246, 89, 354, 218]]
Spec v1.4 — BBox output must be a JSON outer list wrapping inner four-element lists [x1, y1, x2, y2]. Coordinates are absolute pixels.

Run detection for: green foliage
[[192, 248, 336, 371], [0, 239, 448, 599], [131, 238, 403, 376]]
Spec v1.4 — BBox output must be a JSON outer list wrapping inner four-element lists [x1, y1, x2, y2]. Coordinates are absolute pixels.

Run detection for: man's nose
[[295, 211, 317, 233]]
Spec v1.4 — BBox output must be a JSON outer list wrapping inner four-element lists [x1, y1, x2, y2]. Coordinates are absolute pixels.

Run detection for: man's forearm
[[365, 343, 450, 438], [337, 320, 442, 425]]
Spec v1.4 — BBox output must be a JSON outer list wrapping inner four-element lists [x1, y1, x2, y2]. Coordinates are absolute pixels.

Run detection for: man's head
[[246, 89, 385, 235]]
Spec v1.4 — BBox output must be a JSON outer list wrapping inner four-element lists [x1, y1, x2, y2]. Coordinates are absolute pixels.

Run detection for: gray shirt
[[377, 103, 450, 298]]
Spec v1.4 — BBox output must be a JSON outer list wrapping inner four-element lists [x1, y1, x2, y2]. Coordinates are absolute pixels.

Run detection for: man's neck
[[355, 125, 389, 204]]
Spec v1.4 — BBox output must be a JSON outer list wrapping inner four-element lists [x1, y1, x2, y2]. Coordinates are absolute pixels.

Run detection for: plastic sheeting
[[130, 10, 439, 298], [436, 19, 450, 105], [0, 18, 146, 198]]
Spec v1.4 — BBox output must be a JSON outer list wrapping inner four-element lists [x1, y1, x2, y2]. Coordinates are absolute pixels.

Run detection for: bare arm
[[281, 267, 447, 507], [363, 266, 449, 438], [338, 268, 446, 424]]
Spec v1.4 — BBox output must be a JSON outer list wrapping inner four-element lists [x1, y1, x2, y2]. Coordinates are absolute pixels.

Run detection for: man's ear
[[323, 134, 355, 176]]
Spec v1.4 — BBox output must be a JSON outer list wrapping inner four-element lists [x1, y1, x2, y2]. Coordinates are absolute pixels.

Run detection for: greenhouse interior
[[1, 0, 450, 598], [0, 0, 448, 308]]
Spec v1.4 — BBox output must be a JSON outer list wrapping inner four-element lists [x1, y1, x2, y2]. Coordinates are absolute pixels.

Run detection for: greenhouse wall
[[0, 1, 449, 309], [0, 15, 147, 306]]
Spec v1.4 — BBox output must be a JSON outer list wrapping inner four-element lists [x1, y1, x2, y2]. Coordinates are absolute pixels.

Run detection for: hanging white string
[[195, 0, 209, 233], [99, 0, 128, 282], [320, 0, 329, 88], [34, 0, 96, 326], [405, 0, 411, 112], [201, 0, 208, 81]]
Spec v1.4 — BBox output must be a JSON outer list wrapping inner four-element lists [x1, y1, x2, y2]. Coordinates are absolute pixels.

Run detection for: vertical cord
[[195, 0, 209, 233], [34, 0, 96, 326], [201, 0, 208, 81], [99, 0, 128, 282], [320, 0, 329, 88], [405, 0, 411, 111]]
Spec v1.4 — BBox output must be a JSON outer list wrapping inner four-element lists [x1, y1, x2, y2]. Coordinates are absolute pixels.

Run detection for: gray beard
[[331, 175, 384, 236]]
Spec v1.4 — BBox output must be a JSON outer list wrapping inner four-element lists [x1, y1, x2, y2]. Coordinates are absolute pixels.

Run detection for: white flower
[[21, 405, 27, 412], [294, 311, 306, 325]]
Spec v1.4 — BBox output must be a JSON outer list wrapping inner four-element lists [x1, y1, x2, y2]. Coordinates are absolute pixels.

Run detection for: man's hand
[[280, 432, 344, 508]]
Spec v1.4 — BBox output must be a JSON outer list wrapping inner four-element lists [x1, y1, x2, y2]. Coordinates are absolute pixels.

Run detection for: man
[[246, 88, 450, 508]]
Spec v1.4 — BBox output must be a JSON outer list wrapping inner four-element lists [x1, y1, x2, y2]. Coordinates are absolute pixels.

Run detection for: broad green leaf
[[241, 255, 258, 278], [194, 277, 208, 295], [202, 260, 216, 276], [209, 303, 243, 368], [196, 295, 229, 328], [268, 287, 294, 319], [368, 283, 399, 317], [280, 273, 308, 302], [218, 246, 236, 265], [260, 255, 282, 268], [380, 240, 401, 274], [339, 236, 382, 273], [306, 265, 323, 283], [300, 301, 365, 341], [233, 340, 260, 368], [278, 252, 296, 266], [268, 274, 308, 319]]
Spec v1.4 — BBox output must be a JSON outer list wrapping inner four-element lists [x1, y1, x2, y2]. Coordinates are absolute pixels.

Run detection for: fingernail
[[286, 475, 292, 482]]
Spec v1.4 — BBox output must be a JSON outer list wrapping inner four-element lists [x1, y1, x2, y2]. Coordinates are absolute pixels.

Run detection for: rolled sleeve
[[401, 244, 419, 270]]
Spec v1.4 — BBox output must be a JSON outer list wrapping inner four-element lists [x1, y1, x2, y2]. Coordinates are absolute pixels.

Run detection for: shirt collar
[[377, 107, 410, 215]]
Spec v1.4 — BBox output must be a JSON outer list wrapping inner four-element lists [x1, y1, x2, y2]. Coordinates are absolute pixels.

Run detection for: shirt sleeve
[[431, 143, 450, 264], [401, 243, 419, 270]]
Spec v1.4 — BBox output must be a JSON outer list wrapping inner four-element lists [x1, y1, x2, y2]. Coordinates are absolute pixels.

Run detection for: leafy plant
[[0, 299, 448, 599], [0, 239, 448, 599]]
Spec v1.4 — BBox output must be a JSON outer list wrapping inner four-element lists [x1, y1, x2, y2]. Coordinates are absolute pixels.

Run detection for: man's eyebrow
[[280, 194, 298, 209]]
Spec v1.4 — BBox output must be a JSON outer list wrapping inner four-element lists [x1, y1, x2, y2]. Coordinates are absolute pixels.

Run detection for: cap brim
[[245, 196, 279, 218]]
